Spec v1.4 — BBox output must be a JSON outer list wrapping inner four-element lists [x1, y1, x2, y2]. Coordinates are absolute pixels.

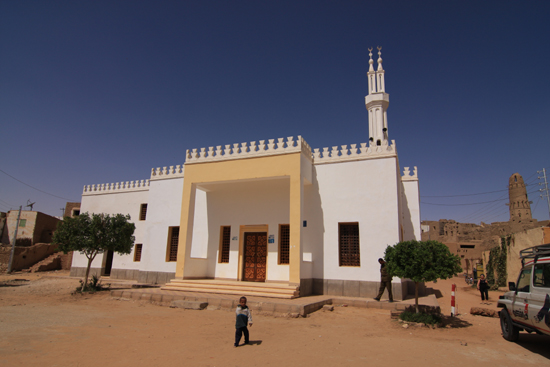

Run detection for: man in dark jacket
[[374, 258, 393, 302]]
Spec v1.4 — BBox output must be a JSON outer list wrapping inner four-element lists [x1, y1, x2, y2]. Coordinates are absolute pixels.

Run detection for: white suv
[[497, 244, 550, 341]]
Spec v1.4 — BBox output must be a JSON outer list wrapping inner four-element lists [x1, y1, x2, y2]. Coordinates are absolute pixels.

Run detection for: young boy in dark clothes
[[234, 296, 253, 347]]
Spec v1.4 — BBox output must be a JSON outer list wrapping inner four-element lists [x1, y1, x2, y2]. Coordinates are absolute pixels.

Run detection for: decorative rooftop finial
[[377, 46, 383, 71], [368, 47, 374, 72]]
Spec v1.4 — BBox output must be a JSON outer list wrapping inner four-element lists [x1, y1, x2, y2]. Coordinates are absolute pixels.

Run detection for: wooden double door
[[243, 232, 267, 282]]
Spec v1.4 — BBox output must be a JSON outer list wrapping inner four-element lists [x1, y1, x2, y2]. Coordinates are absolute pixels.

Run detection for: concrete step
[[161, 279, 300, 299]]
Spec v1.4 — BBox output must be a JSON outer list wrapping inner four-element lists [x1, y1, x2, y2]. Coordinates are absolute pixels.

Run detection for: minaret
[[507, 173, 532, 221], [365, 46, 390, 146]]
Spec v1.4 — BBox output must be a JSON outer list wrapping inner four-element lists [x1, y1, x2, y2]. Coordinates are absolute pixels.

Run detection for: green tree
[[384, 240, 462, 313], [53, 212, 135, 292]]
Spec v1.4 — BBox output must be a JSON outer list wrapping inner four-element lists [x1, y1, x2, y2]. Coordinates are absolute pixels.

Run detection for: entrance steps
[[161, 279, 300, 299]]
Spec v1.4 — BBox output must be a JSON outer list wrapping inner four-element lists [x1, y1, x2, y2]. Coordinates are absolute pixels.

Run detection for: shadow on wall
[[305, 169, 325, 296], [400, 182, 415, 241]]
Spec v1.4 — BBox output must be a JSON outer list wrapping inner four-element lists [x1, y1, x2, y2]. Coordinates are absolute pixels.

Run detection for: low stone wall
[[70, 266, 102, 279], [308, 278, 426, 301], [70, 267, 175, 285], [0, 243, 59, 272], [136, 271, 175, 285]]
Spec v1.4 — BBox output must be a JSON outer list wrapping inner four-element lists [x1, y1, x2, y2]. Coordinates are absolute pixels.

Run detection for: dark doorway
[[103, 250, 114, 276], [243, 232, 267, 282]]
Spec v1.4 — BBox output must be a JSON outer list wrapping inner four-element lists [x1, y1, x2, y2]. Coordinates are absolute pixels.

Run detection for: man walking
[[374, 258, 393, 302]]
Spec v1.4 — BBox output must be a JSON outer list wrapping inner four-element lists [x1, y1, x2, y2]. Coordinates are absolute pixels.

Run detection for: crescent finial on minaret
[[377, 46, 383, 71], [368, 47, 374, 71]]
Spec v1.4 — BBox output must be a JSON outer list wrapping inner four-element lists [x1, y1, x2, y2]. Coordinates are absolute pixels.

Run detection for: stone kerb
[[82, 180, 150, 195], [401, 166, 418, 181], [185, 136, 313, 164], [313, 139, 397, 165], [150, 165, 185, 181]]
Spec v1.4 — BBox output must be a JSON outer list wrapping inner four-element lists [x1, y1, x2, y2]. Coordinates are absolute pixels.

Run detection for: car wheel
[[500, 309, 519, 342]]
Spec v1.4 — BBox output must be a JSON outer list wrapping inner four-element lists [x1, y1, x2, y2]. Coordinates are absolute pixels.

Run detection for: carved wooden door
[[243, 232, 267, 282]]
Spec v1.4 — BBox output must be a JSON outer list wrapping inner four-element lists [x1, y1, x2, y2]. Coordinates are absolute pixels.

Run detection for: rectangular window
[[19, 219, 26, 227], [534, 263, 550, 288], [218, 226, 231, 263], [167, 227, 179, 262], [134, 244, 143, 262], [279, 224, 290, 264], [339, 223, 360, 267], [140, 204, 148, 221]]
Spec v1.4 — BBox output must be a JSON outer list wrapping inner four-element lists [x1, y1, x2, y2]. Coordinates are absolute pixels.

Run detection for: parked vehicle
[[497, 244, 550, 341]]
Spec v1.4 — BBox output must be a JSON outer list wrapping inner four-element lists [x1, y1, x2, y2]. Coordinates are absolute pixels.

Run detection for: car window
[[534, 263, 550, 288], [516, 267, 532, 293]]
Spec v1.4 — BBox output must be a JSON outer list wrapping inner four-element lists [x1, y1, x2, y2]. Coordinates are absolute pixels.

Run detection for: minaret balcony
[[365, 92, 389, 108]]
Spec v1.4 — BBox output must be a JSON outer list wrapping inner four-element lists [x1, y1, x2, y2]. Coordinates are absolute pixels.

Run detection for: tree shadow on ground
[[424, 287, 443, 298], [439, 315, 473, 329], [0, 279, 30, 287]]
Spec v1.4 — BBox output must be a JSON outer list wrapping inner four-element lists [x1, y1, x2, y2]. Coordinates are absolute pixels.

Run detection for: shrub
[[399, 311, 442, 326], [75, 275, 108, 293]]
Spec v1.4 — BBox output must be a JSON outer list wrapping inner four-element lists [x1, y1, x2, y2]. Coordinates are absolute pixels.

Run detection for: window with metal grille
[[339, 223, 360, 266], [279, 224, 290, 264], [219, 226, 231, 263], [139, 204, 148, 221], [167, 227, 179, 262], [134, 244, 142, 262]]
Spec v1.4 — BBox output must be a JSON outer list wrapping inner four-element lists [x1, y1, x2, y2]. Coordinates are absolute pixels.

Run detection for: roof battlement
[[313, 139, 396, 165], [402, 166, 418, 181], [150, 165, 184, 180], [83, 180, 150, 195], [185, 136, 313, 164]]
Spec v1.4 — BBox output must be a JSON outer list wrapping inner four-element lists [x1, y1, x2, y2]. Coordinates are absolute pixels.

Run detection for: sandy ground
[[0, 272, 548, 367]]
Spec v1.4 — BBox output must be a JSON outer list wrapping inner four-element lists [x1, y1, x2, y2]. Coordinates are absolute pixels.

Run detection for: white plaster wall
[[193, 178, 291, 281], [140, 177, 184, 274], [73, 189, 150, 271], [183, 188, 210, 277], [190, 188, 209, 258], [302, 181, 323, 279], [314, 157, 401, 282], [401, 179, 421, 241]]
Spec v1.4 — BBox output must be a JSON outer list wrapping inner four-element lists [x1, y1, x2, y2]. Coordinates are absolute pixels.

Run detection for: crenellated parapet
[[401, 166, 418, 181], [150, 165, 185, 180], [83, 180, 150, 195], [185, 136, 313, 164], [313, 139, 396, 165]]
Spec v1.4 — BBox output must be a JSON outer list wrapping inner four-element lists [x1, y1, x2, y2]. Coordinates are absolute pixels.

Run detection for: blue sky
[[1, 1, 549, 223]]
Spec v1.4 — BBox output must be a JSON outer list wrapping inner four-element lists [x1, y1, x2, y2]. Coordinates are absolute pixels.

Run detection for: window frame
[[278, 224, 290, 265], [139, 203, 148, 221], [218, 226, 231, 263], [338, 222, 360, 267], [134, 244, 143, 262], [166, 226, 179, 262]]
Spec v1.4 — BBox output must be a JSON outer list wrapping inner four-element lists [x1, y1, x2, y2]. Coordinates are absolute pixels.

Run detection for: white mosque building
[[71, 49, 421, 300]]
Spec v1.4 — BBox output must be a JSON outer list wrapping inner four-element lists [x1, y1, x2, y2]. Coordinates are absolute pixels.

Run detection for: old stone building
[[421, 173, 549, 273]]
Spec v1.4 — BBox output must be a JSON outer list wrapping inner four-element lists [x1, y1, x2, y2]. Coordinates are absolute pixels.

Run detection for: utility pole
[[538, 168, 550, 220], [7, 206, 22, 274]]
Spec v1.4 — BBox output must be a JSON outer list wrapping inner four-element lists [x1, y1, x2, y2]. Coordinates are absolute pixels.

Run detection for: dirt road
[[0, 272, 547, 367]]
